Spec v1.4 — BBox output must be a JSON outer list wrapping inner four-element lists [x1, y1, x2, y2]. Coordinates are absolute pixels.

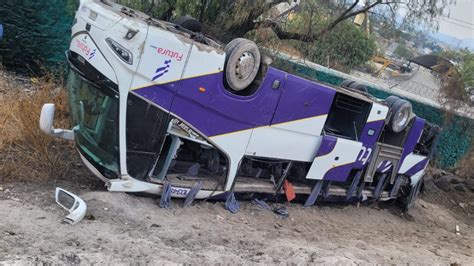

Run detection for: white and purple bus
[[40, 0, 440, 210]]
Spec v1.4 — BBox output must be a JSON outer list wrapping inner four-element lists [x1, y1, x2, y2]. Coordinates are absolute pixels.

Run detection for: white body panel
[[398, 153, 427, 174], [306, 138, 362, 180], [410, 168, 427, 186], [367, 102, 389, 122], [133, 29, 193, 87], [181, 42, 225, 79], [70, 34, 118, 83], [245, 115, 328, 161], [246, 127, 324, 161], [210, 130, 253, 190]]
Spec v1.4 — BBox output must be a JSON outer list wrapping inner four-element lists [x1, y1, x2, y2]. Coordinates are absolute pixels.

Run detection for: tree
[[431, 48, 474, 120], [119, 0, 446, 68], [393, 44, 414, 59], [222, 0, 447, 43], [0, 0, 73, 74]]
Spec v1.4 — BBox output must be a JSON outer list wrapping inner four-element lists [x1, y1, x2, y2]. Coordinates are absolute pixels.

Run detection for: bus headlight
[[106, 38, 133, 65]]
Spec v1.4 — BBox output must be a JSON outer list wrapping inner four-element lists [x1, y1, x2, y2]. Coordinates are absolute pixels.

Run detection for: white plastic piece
[[55, 188, 87, 225], [39, 104, 75, 140]]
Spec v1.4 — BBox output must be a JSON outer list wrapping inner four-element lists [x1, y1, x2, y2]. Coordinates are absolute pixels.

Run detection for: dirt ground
[[0, 171, 473, 265]]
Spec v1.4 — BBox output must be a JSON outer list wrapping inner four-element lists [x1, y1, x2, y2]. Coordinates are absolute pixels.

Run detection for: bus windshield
[[67, 68, 120, 177]]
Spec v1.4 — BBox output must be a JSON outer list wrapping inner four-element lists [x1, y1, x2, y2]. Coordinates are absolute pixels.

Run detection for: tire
[[173, 16, 202, 33], [224, 38, 261, 91], [384, 95, 399, 109], [388, 99, 413, 133], [399, 178, 423, 211], [340, 79, 368, 94], [348, 81, 369, 94], [224, 38, 246, 54], [340, 79, 356, 88]]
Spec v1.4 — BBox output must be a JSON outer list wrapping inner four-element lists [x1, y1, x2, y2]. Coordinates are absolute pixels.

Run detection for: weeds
[[456, 146, 474, 179], [0, 69, 75, 181]]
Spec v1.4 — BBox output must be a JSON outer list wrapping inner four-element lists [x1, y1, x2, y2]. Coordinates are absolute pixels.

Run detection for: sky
[[437, 0, 474, 40]]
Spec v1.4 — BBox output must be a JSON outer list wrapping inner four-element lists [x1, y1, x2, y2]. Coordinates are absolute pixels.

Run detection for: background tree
[[436, 49, 474, 107], [0, 0, 449, 74], [114, 0, 447, 71], [393, 44, 414, 60], [0, 0, 73, 74]]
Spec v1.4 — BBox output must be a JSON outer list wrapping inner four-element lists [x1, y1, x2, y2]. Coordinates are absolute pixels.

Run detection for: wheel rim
[[395, 108, 409, 128], [393, 106, 410, 132], [235, 52, 255, 80]]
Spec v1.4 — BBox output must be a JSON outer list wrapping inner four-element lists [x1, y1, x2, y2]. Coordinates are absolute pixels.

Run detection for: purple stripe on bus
[[271, 73, 335, 125], [134, 82, 176, 111], [398, 117, 425, 172], [315, 136, 353, 182], [405, 158, 429, 176], [353, 119, 385, 169], [323, 163, 354, 182], [134, 67, 337, 137], [315, 135, 337, 157]]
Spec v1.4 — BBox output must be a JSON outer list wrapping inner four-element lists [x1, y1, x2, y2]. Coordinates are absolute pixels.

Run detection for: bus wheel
[[388, 98, 413, 133], [224, 38, 261, 92], [399, 177, 423, 211], [340, 79, 369, 94], [173, 16, 202, 33]]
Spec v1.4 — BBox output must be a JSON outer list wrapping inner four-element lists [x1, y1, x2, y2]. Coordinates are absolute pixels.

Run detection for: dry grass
[[0, 69, 76, 182], [456, 146, 474, 179]]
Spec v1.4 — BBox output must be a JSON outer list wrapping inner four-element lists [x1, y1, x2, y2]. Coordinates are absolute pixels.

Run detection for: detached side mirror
[[55, 187, 87, 225], [39, 103, 74, 140]]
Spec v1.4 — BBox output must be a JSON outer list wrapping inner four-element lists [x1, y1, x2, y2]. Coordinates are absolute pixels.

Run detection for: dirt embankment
[[0, 176, 473, 265]]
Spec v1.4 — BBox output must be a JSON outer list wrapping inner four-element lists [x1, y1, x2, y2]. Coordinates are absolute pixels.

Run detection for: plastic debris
[[224, 192, 240, 213], [283, 180, 296, 202], [252, 198, 271, 210], [159, 182, 172, 209], [272, 206, 289, 219], [55, 188, 87, 225]]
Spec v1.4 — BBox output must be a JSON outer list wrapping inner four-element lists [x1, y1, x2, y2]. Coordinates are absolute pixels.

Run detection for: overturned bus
[[40, 0, 440, 210]]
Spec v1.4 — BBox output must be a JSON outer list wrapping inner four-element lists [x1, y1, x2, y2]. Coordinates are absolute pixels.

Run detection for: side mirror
[[55, 188, 87, 225], [39, 103, 74, 140]]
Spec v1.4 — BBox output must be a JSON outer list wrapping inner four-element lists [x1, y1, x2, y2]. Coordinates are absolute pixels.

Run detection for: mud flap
[[304, 180, 323, 207], [357, 181, 366, 200], [403, 179, 422, 211], [390, 175, 404, 197], [183, 181, 202, 207], [322, 181, 331, 199], [346, 171, 362, 200], [159, 182, 172, 209], [373, 173, 388, 199], [225, 192, 240, 213]]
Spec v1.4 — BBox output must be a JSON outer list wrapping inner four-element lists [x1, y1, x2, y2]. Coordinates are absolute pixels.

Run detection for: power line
[[438, 17, 474, 30], [440, 15, 474, 26]]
